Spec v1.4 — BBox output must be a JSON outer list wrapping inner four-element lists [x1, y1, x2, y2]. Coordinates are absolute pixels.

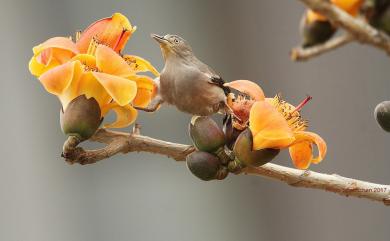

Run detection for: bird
[[138, 34, 232, 117]]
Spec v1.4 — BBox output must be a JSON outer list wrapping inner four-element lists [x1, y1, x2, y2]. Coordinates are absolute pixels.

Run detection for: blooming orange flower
[[29, 13, 159, 129], [226, 80, 327, 170]]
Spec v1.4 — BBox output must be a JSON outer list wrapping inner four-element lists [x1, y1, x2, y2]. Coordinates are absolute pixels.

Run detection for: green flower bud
[[375, 101, 390, 132], [233, 129, 280, 167], [189, 116, 226, 153], [186, 151, 223, 181], [60, 95, 102, 141]]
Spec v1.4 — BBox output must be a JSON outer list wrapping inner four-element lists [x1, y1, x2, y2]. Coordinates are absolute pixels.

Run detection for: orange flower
[[226, 80, 327, 170], [29, 13, 159, 129], [224, 80, 265, 130], [307, 0, 363, 23]]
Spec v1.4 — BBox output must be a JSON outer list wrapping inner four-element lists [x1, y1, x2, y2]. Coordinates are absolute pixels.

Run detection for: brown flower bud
[[60, 95, 102, 141], [189, 116, 225, 153], [186, 151, 223, 181], [233, 128, 279, 167], [223, 115, 243, 149]]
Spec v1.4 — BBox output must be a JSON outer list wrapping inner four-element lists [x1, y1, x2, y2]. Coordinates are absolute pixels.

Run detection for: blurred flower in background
[[300, 0, 363, 47]]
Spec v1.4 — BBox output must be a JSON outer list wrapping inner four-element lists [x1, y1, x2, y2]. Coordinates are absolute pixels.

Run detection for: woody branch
[[291, 0, 390, 61], [62, 128, 390, 207]]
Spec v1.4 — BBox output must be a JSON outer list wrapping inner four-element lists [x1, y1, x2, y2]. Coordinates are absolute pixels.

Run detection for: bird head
[[151, 34, 193, 60]]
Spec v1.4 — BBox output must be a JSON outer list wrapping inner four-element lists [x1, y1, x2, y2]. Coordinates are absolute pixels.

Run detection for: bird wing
[[203, 72, 230, 95], [191, 56, 230, 95]]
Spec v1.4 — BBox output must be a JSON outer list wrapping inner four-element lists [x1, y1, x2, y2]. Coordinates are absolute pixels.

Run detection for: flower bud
[[375, 101, 390, 132], [189, 116, 226, 153], [233, 129, 280, 167], [223, 115, 243, 149], [60, 95, 102, 141], [186, 151, 222, 181]]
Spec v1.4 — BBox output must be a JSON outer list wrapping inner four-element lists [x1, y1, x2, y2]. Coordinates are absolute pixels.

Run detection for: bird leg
[[134, 96, 164, 113]]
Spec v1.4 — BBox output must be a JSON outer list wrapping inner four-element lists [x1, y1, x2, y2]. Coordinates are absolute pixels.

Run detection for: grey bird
[[138, 34, 232, 116]]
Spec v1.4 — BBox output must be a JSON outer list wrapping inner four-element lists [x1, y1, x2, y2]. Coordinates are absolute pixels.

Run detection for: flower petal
[[76, 13, 134, 53], [95, 45, 133, 77], [289, 141, 313, 169], [249, 101, 295, 150], [33, 37, 79, 56], [71, 54, 97, 69], [39, 61, 79, 95], [103, 104, 138, 128], [123, 55, 159, 76], [224, 80, 265, 101], [292, 131, 327, 164], [306, 10, 327, 23], [92, 72, 137, 106], [331, 0, 362, 16], [132, 88, 153, 108], [59, 71, 111, 110], [29, 55, 60, 77], [127, 75, 156, 90], [126, 75, 156, 108]]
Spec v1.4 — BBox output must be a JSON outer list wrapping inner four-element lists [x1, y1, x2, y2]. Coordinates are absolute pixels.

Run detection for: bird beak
[[151, 34, 167, 45]]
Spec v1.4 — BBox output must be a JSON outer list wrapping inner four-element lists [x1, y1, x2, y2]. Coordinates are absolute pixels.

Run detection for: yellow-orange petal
[[39, 61, 78, 95], [306, 9, 327, 23], [29, 56, 60, 77], [50, 48, 77, 64], [127, 75, 156, 107], [103, 104, 138, 128], [292, 131, 327, 164], [133, 88, 153, 108], [224, 80, 265, 101], [71, 54, 97, 69], [331, 0, 363, 16], [249, 101, 295, 150], [289, 141, 313, 169], [127, 75, 156, 90], [76, 13, 134, 53], [92, 72, 137, 106], [123, 55, 160, 76], [59, 70, 111, 111], [33, 37, 79, 56], [95, 45, 133, 77]]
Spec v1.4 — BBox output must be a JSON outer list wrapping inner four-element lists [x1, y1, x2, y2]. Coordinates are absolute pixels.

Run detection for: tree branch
[[62, 128, 390, 206], [62, 128, 195, 164], [292, 0, 390, 61], [291, 34, 354, 61]]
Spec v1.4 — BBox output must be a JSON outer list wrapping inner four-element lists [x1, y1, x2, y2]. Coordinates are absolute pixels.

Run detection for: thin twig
[[291, 34, 354, 61], [63, 128, 390, 206]]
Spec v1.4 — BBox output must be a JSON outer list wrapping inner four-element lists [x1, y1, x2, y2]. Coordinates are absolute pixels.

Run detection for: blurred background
[[1, 0, 390, 240]]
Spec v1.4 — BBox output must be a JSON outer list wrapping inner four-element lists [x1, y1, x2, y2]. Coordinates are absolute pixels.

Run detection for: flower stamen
[[75, 30, 82, 42], [87, 37, 100, 55], [293, 95, 312, 113], [270, 94, 309, 132]]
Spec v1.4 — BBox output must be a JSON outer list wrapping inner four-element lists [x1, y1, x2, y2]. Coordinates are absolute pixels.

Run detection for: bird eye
[[174, 38, 180, 44]]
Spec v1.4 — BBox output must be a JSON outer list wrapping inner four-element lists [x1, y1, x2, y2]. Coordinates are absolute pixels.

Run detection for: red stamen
[[293, 95, 312, 113], [113, 29, 130, 53]]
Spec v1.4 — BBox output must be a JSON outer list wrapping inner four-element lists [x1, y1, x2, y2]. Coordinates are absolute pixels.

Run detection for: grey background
[[1, 0, 389, 240]]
